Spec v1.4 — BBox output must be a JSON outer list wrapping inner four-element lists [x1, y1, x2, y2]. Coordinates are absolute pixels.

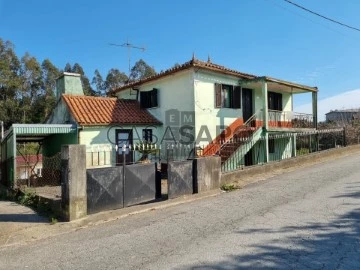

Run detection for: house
[[325, 109, 360, 123], [16, 154, 42, 181], [46, 73, 162, 167], [111, 57, 318, 170], [1, 57, 319, 187]]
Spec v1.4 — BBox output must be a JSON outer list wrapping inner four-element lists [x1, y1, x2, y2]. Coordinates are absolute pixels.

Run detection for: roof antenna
[[109, 39, 146, 77], [192, 52, 196, 61]]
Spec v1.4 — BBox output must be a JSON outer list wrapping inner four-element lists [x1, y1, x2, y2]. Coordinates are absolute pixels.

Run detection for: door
[[116, 129, 133, 165], [242, 88, 253, 123]]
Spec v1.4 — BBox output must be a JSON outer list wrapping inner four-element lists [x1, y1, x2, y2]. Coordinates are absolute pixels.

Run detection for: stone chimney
[[56, 72, 84, 100]]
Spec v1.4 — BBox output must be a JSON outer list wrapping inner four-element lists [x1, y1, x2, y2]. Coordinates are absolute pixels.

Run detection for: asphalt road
[[1, 152, 360, 270]]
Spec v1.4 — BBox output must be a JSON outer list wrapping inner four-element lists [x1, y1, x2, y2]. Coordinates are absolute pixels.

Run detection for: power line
[[283, 0, 360, 32]]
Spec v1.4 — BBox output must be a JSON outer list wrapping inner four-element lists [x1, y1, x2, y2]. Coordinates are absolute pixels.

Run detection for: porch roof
[[239, 76, 318, 94], [2, 124, 77, 143]]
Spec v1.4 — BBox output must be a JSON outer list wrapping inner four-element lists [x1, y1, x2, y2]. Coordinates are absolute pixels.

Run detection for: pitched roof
[[110, 58, 257, 94], [110, 58, 318, 94], [62, 95, 162, 126]]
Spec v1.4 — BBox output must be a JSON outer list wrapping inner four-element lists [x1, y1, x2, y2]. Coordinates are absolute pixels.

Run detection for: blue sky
[[1, 0, 360, 110]]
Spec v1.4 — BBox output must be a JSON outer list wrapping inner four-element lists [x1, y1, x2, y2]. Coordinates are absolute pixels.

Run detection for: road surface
[[1, 152, 360, 269]]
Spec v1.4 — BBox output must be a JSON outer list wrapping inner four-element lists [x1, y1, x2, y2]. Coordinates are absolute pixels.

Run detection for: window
[[215, 83, 241, 109], [140, 88, 158, 108], [268, 92, 282, 111], [142, 129, 153, 142]]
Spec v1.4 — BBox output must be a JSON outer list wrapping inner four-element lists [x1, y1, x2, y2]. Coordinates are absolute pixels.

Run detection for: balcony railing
[[268, 110, 313, 129]]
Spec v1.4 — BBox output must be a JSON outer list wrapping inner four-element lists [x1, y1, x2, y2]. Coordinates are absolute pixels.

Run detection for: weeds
[[221, 183, 238, 192], [50, 217, 58, 225]]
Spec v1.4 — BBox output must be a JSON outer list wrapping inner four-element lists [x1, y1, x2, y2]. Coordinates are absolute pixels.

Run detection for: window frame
[[215, 83, 241, 109], [140, 88, 158, 109], [142, 128, 153, 142], [268, 91, 283, 111]]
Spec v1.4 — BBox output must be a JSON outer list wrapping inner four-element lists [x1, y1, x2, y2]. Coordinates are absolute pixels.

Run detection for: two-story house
[[111, 57, 318, 170]]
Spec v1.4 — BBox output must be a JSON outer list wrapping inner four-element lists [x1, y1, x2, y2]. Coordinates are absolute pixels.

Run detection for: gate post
[[61, 144, 87, 221]]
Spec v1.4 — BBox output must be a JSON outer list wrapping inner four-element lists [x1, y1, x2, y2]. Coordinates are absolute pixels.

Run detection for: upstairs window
[[140, 88, 158, 108], [215, 83, 241, 109], [268, 92, 282, 111]]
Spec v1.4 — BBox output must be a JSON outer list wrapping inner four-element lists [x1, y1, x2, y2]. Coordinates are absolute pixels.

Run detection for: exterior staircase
[[202, 110, 263, 171]]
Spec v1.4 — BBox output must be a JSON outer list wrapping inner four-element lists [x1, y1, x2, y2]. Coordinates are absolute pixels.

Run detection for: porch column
[[312, 92, 318, 129], [262, 81, 269, 130], [262, 81, 269, 163]]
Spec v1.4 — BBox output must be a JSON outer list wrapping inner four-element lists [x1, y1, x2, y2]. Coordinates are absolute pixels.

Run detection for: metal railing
[[268, 110, 313, 128], [221, 128, 346, 172]]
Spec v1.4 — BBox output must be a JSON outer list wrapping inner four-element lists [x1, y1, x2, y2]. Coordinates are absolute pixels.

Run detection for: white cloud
[[295, 89, 360, 121]]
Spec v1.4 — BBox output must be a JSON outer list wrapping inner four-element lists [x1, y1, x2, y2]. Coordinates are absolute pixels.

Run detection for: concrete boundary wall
[[193, 156, 221, 193], [221, 145, 360, 186], [168, 160, 193, 199]]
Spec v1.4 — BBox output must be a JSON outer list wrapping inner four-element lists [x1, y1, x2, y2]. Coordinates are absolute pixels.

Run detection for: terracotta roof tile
[[110, 58, 317, 94], [62, 95, 162, 126], [16, 155, 43, 165], [110, 58, 257, 94]]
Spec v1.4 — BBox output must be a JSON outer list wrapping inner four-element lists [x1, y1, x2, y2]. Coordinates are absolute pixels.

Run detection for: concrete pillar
[[61, 144, 87, 221], [312, 92, 318, 129]]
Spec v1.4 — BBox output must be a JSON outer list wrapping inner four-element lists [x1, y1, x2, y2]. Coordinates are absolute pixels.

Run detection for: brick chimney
[[56, 72, 84, 100]]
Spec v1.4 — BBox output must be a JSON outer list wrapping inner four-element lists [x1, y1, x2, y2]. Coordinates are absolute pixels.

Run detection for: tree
[[129, 59, 156, 81], [64, 63, 72, 72], [0, 39, 22, 128], [31, 59, 61, 122], [19, 53, 43, 123], [71, 63, 94, 96], [92, 69, 105, 96], [105, 68, 128, 93]]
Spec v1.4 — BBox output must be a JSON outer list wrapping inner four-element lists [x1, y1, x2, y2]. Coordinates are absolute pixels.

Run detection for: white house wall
[[194, 70, 244, 146], [79, 125, 161, 167], [117, 70, 195, 147]]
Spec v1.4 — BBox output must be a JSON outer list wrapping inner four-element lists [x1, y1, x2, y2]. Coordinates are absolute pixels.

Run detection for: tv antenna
[[109, 40, 146, 76]]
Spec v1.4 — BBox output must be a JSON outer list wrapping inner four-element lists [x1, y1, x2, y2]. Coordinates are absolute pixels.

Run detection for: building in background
[[325, 109, 360, 123]]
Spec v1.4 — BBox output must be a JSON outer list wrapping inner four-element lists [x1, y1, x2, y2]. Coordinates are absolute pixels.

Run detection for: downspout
[[77, 126, 84, 144]]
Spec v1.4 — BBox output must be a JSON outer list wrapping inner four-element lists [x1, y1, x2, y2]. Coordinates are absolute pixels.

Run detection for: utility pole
[[109, 40, 146, 77]]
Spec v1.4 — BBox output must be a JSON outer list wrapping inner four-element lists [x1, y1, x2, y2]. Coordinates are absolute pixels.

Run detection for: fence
[[85, 142, 198, 168], [221, 128, 347, 172]]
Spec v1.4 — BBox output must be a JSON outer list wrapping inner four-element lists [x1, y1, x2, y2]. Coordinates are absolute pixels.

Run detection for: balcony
[[268, 110, 314, 129]]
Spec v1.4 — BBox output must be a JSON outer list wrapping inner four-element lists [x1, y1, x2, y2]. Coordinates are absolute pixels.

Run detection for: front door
[[116, 129, 133, 165], [242, 88, 253, 123]]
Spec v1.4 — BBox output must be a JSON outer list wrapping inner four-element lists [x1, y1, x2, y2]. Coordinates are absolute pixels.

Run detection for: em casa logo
[[165, 109, 195, 127]]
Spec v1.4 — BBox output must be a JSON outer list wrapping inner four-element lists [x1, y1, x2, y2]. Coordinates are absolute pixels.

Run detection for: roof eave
[[263, 76, 318, 92]]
